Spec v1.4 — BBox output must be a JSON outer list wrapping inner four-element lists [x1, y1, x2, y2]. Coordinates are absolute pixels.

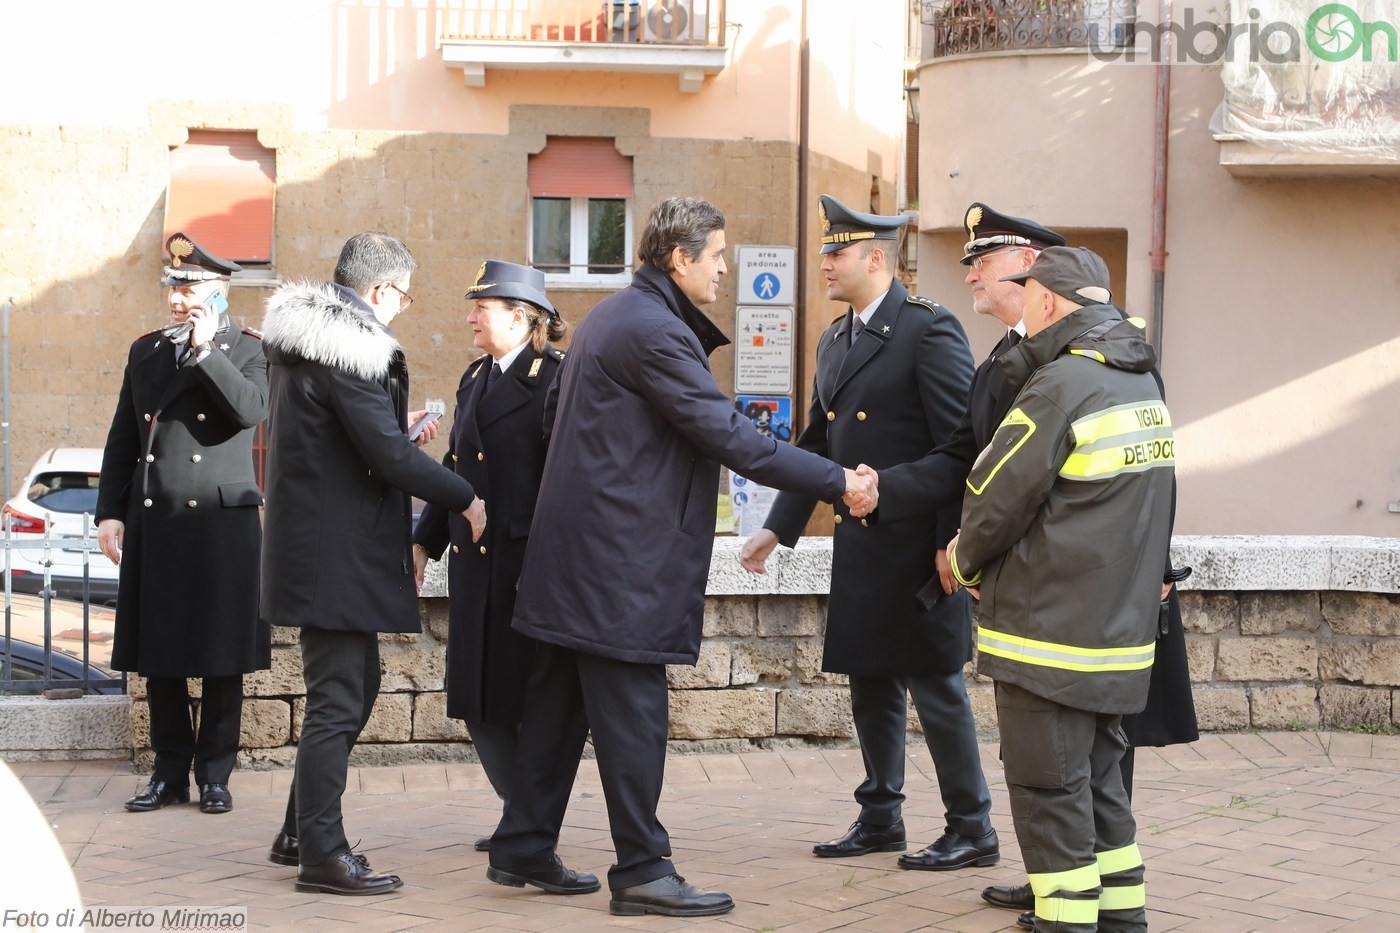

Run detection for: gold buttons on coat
[[196, 413, 206, 422], [861, 519, 869, 527], [145, 454, 154, 462], [477, 452, 485, 461], [826, 411, 836, 422], [143, 413, 151, 422], [856, 411, 867, 421], [452, 545, 460, 554], [833, 514, 843, 525], [452, 454, 459, 463], [191, 454, 201, 463], [143, 498, 153, 508], [187, 500, 198, 508], [479, 546, 487, 554]]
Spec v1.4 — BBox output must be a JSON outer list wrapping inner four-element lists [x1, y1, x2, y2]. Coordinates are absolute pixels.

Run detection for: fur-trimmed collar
[[262, 281, 401, 381]]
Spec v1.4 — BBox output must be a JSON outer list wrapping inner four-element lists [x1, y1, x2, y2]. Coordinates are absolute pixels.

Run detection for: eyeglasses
[[969, 247, 1021, 271], [384, 282, 414, 309]]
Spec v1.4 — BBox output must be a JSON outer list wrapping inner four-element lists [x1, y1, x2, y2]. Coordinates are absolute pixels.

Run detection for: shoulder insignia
[[829, 312, 846, 326], [906, 296, 941, 314], [469, 357, 488, 379], [242, 327, 263, 340], [548, 347, 566, 361]]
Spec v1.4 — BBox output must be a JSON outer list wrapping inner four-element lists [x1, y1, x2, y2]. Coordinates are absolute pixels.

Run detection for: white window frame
[[530, 196, 633, 289]]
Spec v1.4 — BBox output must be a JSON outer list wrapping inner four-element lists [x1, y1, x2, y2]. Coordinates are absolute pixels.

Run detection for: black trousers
[[848, 671, 993, 838], [281, 628, 380, 866], [490, 642, 673, 891], [997, 681, 1145, 933], [467, 718, 519, 821], [147, 674, 243, 787]]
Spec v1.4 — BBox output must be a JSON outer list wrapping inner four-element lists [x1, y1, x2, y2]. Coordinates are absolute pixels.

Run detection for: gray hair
[[637, 197, 726, 272], [334, 232, 418, 293]]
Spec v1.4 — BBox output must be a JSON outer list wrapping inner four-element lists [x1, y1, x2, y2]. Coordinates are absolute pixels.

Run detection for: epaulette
[[467, 357, 488, 380], [906, 296, 941, 314], [242, 326, 263, 340], [830, 312, 846, 326], [548, 347, 566, 361]]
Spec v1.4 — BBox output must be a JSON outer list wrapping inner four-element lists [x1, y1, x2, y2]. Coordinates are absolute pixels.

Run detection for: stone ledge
[[418, 535, 1400, 598], [0, 695, 132, 753]]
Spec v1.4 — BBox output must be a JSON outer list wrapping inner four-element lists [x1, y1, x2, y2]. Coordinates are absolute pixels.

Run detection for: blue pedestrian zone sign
[[753, 272, 780, 301]]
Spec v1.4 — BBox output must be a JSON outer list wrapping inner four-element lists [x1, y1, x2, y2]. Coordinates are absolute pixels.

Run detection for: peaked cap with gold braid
[[818, 195, 914, 255], [960, 202, 1065, 265]]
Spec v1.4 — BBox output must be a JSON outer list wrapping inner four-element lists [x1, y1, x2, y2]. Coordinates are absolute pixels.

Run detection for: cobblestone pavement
[[13, 731, 1400, 931]]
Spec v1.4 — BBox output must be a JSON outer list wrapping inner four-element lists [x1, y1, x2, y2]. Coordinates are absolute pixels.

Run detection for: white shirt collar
[[494, 341, 530, 375], [1012, 320, 1027, 338], [854, 288, 891, 326]]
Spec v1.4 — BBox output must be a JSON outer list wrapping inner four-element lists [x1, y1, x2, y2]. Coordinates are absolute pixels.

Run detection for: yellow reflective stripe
[[1035, 896, 1100, 925], [1028, 862, 1099, 897], [948, 543, 981, 588], [1096, 843, 1143, 876], [1062, 401, 1174, 481], [1068, 348, 1106, 363], [1126, 316, 1148, 329], [1099, 883, 1146, 911], [967, 407, 1036, 496], [978, 627, 1155, 673]]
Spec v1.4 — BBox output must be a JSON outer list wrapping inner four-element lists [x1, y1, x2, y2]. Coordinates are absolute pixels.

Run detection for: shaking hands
[[843, 464, 878, 518]]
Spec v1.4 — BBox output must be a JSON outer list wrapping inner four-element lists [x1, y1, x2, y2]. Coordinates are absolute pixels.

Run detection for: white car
[[2, 448, 117, 603]]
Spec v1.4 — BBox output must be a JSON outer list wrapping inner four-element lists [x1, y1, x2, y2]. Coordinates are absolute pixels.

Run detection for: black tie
[[850, 315, 865, 346], [1007, 330, 1023, 347], [485, 363, 502, 392]]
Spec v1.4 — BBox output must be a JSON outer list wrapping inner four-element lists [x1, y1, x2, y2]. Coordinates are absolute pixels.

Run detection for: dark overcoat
[[763, 280, 976, 676], [511, 263, 845, 665], [259, 282, 475, 634], [96, 317, 270, 678], [414, 345, 562, 726]]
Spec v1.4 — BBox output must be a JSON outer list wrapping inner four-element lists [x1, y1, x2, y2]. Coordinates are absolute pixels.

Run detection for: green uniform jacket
[[948, 304, 1175, 715]]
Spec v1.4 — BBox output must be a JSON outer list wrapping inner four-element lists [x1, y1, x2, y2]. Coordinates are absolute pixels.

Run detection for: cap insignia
[[819, 201, 830, 234], [169, 236, 194, 268], [474, 262, 487, 286], [964, 206, 983, 240]]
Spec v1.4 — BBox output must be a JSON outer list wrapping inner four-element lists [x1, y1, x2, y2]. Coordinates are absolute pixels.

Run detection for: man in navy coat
[[486, 197, 874, 918], [741, 196, 997, 872]]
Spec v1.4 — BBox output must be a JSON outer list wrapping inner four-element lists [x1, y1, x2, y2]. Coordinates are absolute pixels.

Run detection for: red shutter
[[166, 131, 275, 264], [528, 137, 633, 198]]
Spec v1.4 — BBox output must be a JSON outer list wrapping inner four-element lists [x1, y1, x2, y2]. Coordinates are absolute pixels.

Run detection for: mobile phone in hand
[[408, 410, 442, 441]]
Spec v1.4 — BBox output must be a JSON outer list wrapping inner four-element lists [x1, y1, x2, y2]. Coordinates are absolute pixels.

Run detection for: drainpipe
[[795, 0, 810, 434], [1149, 0, 1173, 360]]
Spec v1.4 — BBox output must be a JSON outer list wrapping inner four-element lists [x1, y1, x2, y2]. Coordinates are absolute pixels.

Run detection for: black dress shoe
[[897, 828, 1000, 871], [812, 819, 907, 858], [473, 836, 491, 852], [982, 882, 1034, 910], [296, 851, 403, 896], [486, 855, 600, 894], [610, 874, 734, 917], [1017, 909, 1034, 930], [199, 783, 233, 814], [268, 831, 299, 866], [124, 780, 190, 813]]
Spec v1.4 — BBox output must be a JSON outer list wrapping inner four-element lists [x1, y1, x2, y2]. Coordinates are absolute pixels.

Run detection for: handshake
[[841, 464, 879, 518]]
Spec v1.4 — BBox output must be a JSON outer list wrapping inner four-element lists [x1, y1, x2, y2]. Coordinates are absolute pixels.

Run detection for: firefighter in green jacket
[[947, 247, 1175, 933]]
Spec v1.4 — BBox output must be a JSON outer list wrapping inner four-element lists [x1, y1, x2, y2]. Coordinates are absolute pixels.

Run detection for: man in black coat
[[741, 196, 998, 872], [97, 233, 270, 817], [486, 197, 874, 918], [259, 232, 485, 896]]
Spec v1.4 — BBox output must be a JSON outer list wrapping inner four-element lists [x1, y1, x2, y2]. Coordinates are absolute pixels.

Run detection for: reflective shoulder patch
[[967, 407, 1036, 496], [1126, 316, 1148, 330], [1061, 400, 1174, 481], [1068, 348, 1106, 363]]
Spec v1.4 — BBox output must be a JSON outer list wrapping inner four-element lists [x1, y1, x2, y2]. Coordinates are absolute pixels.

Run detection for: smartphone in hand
[[408, 410, 442, 441]]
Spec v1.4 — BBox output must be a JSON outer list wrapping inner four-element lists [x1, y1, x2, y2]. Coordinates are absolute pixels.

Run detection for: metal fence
[[0, 513, 125, 696], [439, 0, 726, 46], [919, 0, 1137, 58]]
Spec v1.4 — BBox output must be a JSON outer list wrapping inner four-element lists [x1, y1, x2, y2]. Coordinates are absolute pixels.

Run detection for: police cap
[[464, 260, 558, 319], [818, 195, 913, 255], [960, 202, 1065, 265], [161, 232, 242, 285]]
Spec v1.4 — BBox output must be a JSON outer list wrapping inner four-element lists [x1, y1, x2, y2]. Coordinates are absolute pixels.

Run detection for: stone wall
[[119, 535, 1400, 769]]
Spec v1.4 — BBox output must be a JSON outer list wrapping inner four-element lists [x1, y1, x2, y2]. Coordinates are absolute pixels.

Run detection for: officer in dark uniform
[[741, 195, 998, 871], [97, 233, 271, 815], [412, 261, 567, 851]]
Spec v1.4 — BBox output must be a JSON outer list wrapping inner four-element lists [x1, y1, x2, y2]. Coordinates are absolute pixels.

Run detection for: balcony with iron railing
[[439, 0, 729, 92], [918, 0, 1136, 59]]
